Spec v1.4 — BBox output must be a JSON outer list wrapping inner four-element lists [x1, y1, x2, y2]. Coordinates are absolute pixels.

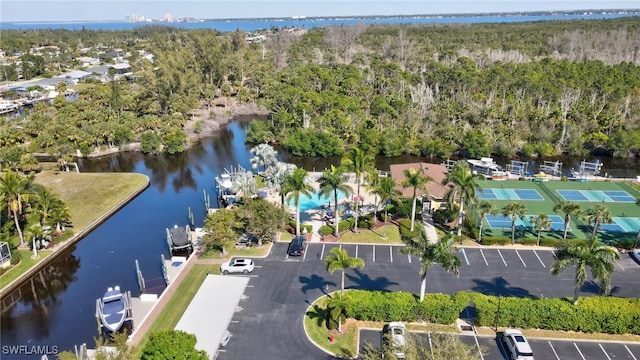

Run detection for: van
[[287, 235, 305, 256]]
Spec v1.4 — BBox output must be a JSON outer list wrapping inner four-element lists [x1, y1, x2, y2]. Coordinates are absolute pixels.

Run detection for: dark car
[[287, 235, 306, 256]]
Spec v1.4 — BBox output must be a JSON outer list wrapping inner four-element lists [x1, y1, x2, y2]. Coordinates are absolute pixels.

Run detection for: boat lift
[[95, 287, 133, 336], [539, 160, 563, 176], [506, 160, 529, 177], [571, 159, 603, 179]]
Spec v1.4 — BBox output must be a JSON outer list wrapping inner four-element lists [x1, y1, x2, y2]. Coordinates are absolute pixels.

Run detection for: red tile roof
[[388, 162, 451, 200]]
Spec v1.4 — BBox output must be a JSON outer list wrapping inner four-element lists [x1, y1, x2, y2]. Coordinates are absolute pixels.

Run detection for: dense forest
[[1, 17, 639, 169]]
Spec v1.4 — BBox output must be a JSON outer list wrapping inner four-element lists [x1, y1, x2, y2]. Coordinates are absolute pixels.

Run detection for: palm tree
[[250, 143, 278, 173], [531, 214, 552, 246], [326, 292, 351, 334], [400, 230, 461, 301], [442, 161, 484, 236], [401, 166, 432, 232], [476, 200, 497, 243], [25, 223, 44, 259], [0, 170, 36, 246], [371, 176, 402, 239], [550, 236, 620, 304], [282, 167, 314, 236], [317, 165, 352, 238], [341, 147, 374, 232], [501, 202, 527, 245], [324, 247, 365, 296], [231, 169, 256, 199], [553, 201, 582, 240], [585, 204, 613, 240], [264, 161, 296, 206]]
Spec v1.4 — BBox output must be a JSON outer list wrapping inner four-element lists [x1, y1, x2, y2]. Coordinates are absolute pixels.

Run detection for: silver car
[[502, 328, 534, 360]]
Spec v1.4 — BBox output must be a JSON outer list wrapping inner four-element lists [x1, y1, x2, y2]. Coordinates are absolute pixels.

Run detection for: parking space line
[[461, 248, 470, 265], [599, 344, 612, 360], [407, 254, 412, 264], [320, 244, 326, 260], [428, 333, 434, 357], [533, 250, 546, 268], [515, 250, 526, 267], [625, 345, 638, 360], [373, 245, 376, 262], [480, 249, 488, 266], [339, 244, 342, 250], [230, 320, 239, 323], [390, 246, 393, 263], [574, 342, 586, 360], [303, 244, 309, 260], [548, 341, 560, 360], [614, 259, 625, 271], [473, 335, 485, 360], [355, 245, 359, 259], [497, 249, 508, 266]]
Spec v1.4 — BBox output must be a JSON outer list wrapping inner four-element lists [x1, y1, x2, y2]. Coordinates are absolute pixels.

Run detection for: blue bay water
[[0, 13, 635, 31]]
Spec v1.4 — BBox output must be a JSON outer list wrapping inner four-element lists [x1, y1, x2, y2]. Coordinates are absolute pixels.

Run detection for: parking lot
[[360, 329, 640, 360], [216, 242, 640, 359]]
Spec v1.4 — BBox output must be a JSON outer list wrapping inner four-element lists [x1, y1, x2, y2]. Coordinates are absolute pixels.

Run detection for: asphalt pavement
[[216, 242, 640, 359]]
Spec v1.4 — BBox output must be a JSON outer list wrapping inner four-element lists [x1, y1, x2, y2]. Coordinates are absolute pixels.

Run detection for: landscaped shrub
[[433, 208, 454, 225], [518, 237, 538, 245], [358, 214, 375, 229], [397, 219, 414, 237], [480, 236, 511, 245], [342, 290, 640, 335], [339, 218, 355, 232], [319, 225, 334, 236]]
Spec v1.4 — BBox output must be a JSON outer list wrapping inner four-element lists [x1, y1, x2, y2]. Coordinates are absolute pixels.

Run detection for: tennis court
[[478, 188, 544, 201], [599, 217, 640, 233], [485, 214, 567, 232], [556, 190, 636, 203]]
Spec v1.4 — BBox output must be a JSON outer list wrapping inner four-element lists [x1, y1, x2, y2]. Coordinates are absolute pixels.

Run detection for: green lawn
[[0, 250, 51, 287], [338, 225, 402, 244], [304, 294, 359, 358]]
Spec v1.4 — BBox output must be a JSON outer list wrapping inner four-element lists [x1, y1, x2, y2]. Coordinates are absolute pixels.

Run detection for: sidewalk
[[422, 213, 439, 244]]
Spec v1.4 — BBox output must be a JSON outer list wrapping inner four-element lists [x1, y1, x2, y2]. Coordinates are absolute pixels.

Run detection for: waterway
[[1, 119, 639, 357]]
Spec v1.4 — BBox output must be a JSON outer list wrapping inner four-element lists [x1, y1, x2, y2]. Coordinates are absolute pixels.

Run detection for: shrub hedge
[[342, 290, 640, 335]]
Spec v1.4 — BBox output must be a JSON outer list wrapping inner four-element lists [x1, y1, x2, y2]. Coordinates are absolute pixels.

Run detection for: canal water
[[1, 119, 639, 356]]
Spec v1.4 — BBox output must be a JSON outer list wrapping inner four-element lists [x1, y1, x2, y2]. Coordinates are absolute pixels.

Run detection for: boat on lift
[[96, 286, 131, 333], [467, 157, 506, 178]]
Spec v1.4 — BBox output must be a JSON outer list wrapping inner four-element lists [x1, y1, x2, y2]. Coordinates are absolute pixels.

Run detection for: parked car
[[287, 235, 306, 256], [220, 258, 254, 275], [220, 329, 232, 347], [384, 322, 407, 359], [631, 249, 640, 263], [502, 328, 534, 360]]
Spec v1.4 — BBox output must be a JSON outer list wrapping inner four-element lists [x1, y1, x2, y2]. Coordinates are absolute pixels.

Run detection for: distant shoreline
[[2, 8, 638, 26]]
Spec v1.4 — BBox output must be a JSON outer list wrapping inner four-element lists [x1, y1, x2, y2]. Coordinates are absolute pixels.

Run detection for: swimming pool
[[288, 190, 348, 212]]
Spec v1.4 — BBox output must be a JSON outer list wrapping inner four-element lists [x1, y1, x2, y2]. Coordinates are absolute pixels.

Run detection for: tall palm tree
[[317, 165, 352, 238], [401, 166, 432, 232], [327, 292, 351, 334], [250, 143, 278, 173], [400, 230, 461, 301], [324, 247, 365, 296], [550, 236, 620, 304], [282, 167, 314, 236], [371, 176, 402, 239], [0, 170, 36, 246], [531, 214, 552, 246], [476, 200, 497, 243], [585, 204, 613, 240], [341, 147, 374, 232], [442, 161, 484, 236], [553, 201, 582, 241], [501, 202, 528, 245]]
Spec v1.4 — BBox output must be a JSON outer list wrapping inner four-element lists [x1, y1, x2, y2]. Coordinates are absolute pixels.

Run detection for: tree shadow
[[579, 280, 621, 296], [299, 274, 336, 294], [471, 276, 536, 298], [305, 303, 327, 328], [346, 268, 398, 291]]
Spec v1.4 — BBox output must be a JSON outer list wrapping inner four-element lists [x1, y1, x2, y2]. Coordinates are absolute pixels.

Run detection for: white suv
[[503, 329, 534, 360]]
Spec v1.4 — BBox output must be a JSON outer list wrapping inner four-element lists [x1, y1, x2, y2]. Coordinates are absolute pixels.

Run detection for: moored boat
[[96, 286, 131, 333]]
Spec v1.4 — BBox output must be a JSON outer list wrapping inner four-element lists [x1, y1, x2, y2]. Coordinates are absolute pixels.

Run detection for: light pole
[[494, 295, 503, 332]]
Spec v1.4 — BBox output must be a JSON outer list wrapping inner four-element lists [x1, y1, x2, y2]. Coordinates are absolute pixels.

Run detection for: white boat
[[166, 224, 193, 254], [467, 157, 505, 177], [0, 100, 18, 113], [96, 286, 131, 333]]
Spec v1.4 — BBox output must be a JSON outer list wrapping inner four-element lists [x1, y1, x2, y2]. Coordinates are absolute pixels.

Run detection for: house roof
[[389, 162, 451, 200], [55, 70, 92, 79]]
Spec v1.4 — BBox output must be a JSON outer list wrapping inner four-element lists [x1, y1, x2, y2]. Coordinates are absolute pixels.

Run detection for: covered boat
[[167, 225, 193, 254]]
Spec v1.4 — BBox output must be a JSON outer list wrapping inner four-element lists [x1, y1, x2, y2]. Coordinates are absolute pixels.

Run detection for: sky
[[1, 0, 638, 23]]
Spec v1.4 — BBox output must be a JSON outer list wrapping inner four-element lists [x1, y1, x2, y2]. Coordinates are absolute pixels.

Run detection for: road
[[217, 242, 640, 359]]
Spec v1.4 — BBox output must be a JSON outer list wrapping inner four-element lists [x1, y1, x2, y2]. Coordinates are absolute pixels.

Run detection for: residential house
[[389, 162, 451, 213]]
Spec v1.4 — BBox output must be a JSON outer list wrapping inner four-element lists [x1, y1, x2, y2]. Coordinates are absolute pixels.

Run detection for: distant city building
[[163, 11, 174, 22], [125, 14, 147, 22]]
